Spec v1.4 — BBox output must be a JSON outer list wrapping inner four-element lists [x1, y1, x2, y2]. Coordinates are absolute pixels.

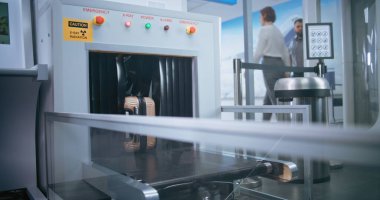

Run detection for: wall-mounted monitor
[[306, 23, 334, 60], [0, 2, 10, 45]]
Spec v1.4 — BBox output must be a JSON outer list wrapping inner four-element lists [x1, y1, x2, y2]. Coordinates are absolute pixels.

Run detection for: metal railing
[[232, 59, 326, 120], [221, 104, 312, 198], [232, 59, 333, 199]]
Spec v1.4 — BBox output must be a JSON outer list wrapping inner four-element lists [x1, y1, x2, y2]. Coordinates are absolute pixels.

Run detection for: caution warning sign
[[63, 18, 93, 42]]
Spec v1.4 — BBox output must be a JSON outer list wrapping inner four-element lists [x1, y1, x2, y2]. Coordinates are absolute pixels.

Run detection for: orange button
[[94, 16, 105, 25], [186, 26, 197, 34]]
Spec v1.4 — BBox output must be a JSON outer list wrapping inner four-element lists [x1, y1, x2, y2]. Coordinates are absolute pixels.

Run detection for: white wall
[[103, 0, 187, 11], [0, 0, 34, 69]]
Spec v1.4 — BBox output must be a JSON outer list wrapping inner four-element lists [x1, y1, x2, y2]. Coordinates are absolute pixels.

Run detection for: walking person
[[253, 6, 290, 121]]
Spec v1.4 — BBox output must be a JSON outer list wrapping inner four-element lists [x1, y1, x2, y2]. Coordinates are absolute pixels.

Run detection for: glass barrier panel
[[46, 114, 380, 200]]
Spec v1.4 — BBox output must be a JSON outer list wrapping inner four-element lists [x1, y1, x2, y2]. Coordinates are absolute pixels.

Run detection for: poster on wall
[[0, 2, 10, 44]]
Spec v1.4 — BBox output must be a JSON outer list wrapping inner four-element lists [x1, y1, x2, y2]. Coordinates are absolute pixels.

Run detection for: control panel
[[61, 5, 207, 48], [89, 12, 198, 34]]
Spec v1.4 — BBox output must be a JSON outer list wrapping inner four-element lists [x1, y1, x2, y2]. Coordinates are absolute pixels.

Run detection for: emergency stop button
[[186, 26, 197, 35], [93, 16, 105, 25]]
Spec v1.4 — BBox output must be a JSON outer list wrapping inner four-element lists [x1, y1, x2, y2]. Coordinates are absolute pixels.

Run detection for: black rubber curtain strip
[[166, 57, 173, 115], [172, 58, 179, 116], [184, 58, 192, 117], [178, 58, 186, 117], [159, 57, 167, 116], [158, 56, 192, 117], [89, 52, 118, 114]]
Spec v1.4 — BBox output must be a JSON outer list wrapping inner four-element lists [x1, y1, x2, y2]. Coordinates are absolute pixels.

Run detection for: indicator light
[[186, 26, 197, 34], [145, 23, 152, 29], [125, 21, 132, 27], [93, 16, 105, 25]]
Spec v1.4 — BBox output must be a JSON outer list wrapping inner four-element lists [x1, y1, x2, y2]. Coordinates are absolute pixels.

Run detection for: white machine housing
[[52, 0, 221, 118], [45, 0, 221, 187]]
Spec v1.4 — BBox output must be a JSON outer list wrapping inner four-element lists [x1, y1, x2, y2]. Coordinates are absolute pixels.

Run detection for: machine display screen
[[0, 2, 10, 45]]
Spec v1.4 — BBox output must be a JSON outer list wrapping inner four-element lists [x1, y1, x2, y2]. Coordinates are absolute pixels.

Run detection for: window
[[0, 2, 10, 44]]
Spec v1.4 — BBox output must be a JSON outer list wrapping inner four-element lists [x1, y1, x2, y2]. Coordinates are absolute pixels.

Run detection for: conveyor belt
[[92, 147, 257, 189]]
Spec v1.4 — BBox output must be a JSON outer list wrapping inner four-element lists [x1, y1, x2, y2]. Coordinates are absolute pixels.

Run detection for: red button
[[164, 25, 170, 31], [186, 26, 197, 34], [190, 26, 196, 33], [94, 16, 105, 25]]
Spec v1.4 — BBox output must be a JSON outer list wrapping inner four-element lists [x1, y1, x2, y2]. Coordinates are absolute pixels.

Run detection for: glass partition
[[351, 0, 378, 126], [189, 1, 304, 121], [45, 112, 380, 200], [188, 0, 245, 117], [319, 0, 345, 124]]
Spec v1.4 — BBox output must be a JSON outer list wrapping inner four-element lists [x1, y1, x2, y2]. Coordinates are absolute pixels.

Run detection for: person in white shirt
[[253, 6, 290, 121]]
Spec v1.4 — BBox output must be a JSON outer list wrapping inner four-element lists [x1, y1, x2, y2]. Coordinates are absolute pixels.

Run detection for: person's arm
[[253, 28, 266, 63], [282, 42, 291, 67], [282, 41, 291, 77], [288, 40, 294, 66]]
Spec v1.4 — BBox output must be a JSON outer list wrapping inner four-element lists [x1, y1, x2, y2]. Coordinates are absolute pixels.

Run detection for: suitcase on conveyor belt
[[123, 96, 156, 152]]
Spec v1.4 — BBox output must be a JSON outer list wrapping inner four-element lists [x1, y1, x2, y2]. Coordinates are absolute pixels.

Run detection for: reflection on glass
[[352, 0, 378, 126], [50, 124, 281, 200], [46, 117, 380, 200], [0, 3, 10, 45]]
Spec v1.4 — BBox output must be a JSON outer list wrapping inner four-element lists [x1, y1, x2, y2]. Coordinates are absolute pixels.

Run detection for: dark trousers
[[262, 57, 286, 121]]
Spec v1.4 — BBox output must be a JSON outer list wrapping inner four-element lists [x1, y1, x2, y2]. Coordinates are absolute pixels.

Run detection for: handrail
[[234, 58, 325, 75], [45, 112, 380, 166], [0, 64, 48, 80], [241, 62, 316, 73]]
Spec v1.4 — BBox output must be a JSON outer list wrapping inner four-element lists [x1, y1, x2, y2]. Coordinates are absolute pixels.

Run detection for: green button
[[145, 23, 151, 29]]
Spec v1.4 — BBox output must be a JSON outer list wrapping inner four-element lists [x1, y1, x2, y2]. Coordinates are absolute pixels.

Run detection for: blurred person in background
[[289, 18, 304, 77], [253, 6, 290, 121]]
